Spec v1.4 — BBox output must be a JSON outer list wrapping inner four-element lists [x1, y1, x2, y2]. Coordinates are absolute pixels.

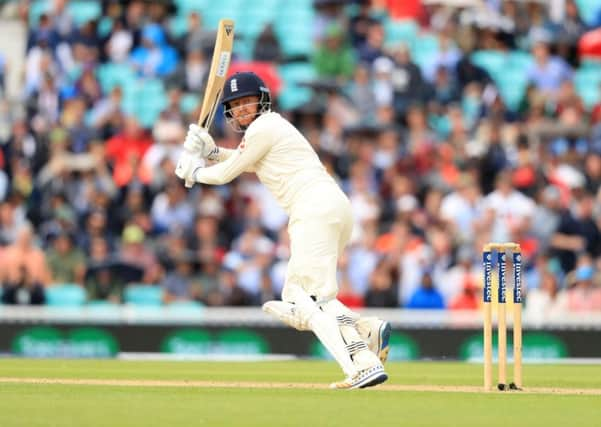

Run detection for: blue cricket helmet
[[221, 72, 271, 113]]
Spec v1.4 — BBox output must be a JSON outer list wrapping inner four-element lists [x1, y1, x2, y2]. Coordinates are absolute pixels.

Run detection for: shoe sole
[[378, 322, 392, 364], [330, 368, 389, 390], [358, 372, 388, 389]]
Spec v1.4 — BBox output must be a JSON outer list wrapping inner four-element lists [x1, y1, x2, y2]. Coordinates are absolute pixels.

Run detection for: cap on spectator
[[324, 23, 343, 39], [122, 224, 145, 244], [153, 120, 184, 143], [222, 252, 243, 271], [198, 197, 224, 219], [54, 206, 76, 224], [255, 238, 274, 255], [542, 185, 561, 201], [49, 127, 68, 144], [396, 194, 418, 212], [457, 173, 474, 188], [575, 265, 594, 282], [457, 245, 474, 263], [373, 56, 394, 74], [552, 164, 585, 189], [529, 28, 553, 46], [142, 23, 166, 46]]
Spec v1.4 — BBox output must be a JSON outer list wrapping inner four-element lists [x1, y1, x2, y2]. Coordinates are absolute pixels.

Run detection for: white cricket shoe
[[329, 364, 388, 390], [357, 318, 391, 364]]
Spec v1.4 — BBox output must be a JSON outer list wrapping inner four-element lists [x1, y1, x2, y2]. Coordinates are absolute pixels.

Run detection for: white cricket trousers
[[282, 183, 353, 303]]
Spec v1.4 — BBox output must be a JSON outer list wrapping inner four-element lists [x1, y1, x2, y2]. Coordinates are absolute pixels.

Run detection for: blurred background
[[0, 0, 600, 361]]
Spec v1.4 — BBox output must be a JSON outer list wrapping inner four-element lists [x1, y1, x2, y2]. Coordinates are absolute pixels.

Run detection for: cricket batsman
[[175, 72, 390, 389]]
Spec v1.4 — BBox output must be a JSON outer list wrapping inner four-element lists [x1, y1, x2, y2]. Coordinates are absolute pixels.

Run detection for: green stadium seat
[[238, 2, 278, 39], [574, 68, 601, 109], [279, 63, 317, 85], [471, 50, 506, 79], [274, 22, 316, 58], [202, 0, 243, 29], [97, 62, 137, 93], [28, 0, 50, 25], [494, 69, 529, 111], [118, 78, 167, 127], [384, 19, 418, 46], [277, 63, 316, 110], [168, 15, 189, 38], [45, 284, 86, 307], [124, 285, 164, 306], [507, 51, 534, 71], [97, 16, 113, 38], [575, 0, 601, 25], [580, 58, 601, 70], [180, 93, 200, 114], [411, 34, 439, 70], [173, 0, 212, 15], [68, 1, 102, 27]]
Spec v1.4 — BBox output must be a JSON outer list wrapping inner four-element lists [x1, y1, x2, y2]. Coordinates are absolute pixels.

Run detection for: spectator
[[175, 12, 214, 57], [439, 173, 483, 244], [105, 18, 133, 63], [406, 271, 445, 309], [550, 192, 601, 274], [424, 33, 462, 83], [526, 38, 572, 98], [118, 224, 163, 284], [364, 257, 399, 307], [1, 264, 45, 305], [563, 259, 601, 311], [313, 23, 356, 81], [46, 231, 86, 285], [88, 86, 124, 137], [445, 247, 481, 310], [0, 223, 51, 289], [162, 253, 201, 302], [357, 21, 385, 65], [207, 266, 251, 306], [84, 236, 123, 302], [347, 64, 377, 122], [531, 185, 563, 253], [389, 43, 428, 116], [253, 24, 283, 63], [525, 270, 565, 321], [130, 23, 178, 77], [166, 49, 208, 93], [104, 116, 153, 187], [150, 178, 195, 233], [482, 170, 536, 244]]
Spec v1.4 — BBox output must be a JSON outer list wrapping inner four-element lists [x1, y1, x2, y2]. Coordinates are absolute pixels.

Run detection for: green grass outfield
[[1, 360, 600, 427]]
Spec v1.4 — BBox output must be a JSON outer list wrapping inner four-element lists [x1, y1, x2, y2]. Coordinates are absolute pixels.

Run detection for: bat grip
[[184, 180, 194, 188]]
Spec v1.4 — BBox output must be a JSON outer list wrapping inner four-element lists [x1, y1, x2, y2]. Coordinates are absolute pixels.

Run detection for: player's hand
[[184, 124, 219, 160], [175, 151, 204, 187]]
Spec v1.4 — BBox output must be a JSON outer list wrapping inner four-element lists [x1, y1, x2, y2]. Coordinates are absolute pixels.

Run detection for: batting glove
[[183, 124, 220, 160], [175, 151, 204, 188]]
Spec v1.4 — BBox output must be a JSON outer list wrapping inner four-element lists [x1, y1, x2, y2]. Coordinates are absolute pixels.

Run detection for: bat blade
[[197, 18, 235, 130], [185, 19, 234, 188]]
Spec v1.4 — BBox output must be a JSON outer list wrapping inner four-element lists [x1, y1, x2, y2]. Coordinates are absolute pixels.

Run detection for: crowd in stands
[[0, 0, 600, 317]]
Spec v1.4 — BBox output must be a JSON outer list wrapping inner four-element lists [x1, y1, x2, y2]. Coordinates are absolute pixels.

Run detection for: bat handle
[[184, 180, 194, 188]]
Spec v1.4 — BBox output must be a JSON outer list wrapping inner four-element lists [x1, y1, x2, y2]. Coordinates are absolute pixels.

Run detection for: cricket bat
[[185, 18, 235, 187]]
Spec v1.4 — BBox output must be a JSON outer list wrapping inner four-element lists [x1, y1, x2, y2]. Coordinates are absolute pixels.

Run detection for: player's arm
[[176, 131, 269, 186]]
